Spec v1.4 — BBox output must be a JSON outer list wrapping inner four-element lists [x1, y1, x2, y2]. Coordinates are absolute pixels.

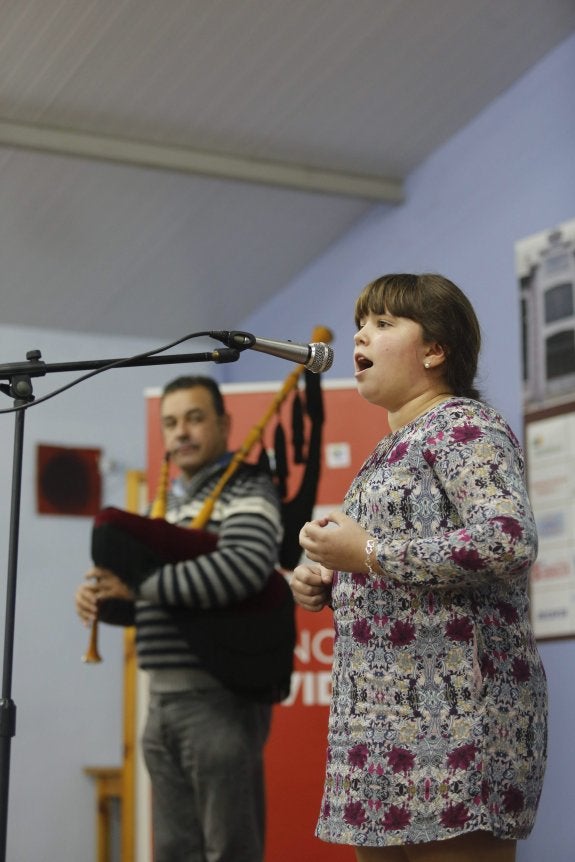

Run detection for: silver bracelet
[[365, 536, 378, 575]]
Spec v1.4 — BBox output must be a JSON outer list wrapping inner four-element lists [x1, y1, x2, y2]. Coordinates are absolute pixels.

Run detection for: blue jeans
[[143, 687, 271, 862]]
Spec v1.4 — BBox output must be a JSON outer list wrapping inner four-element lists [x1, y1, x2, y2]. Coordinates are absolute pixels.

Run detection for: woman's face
[[354, 309, 437, 411]]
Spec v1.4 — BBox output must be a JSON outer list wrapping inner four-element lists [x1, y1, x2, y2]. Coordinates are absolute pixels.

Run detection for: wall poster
[[516, 217, 575, 639]]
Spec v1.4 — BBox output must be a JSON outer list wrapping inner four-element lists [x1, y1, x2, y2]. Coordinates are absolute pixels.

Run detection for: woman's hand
[[299, 511, 370, 573], [290, 563, 333, 613]]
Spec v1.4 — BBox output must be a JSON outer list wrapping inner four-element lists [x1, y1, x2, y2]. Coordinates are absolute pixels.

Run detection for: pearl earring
[[424, 361, 431, 368]]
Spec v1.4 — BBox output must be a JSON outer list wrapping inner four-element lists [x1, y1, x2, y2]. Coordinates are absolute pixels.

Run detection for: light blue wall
[[231, 32, 575, 862]]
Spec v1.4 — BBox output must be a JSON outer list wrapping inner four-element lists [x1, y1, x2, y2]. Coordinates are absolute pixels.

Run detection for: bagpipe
[[83, 326, 331, 702]]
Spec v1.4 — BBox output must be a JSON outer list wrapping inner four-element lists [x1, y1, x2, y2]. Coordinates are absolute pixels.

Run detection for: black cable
[[0, 330, 216, 414]]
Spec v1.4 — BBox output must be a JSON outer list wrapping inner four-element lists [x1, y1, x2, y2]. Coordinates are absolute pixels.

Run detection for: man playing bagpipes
[[75, 375, 286, 862]]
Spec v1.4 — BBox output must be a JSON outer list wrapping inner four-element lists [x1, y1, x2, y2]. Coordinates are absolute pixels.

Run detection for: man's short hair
[[161, 376, 226, 416]]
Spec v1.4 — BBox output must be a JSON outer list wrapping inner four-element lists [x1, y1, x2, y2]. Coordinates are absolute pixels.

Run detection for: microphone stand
[[0, 345, 239, 862]]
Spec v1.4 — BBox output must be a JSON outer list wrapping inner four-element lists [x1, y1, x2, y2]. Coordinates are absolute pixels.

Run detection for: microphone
[[209, 330, 334, 374]]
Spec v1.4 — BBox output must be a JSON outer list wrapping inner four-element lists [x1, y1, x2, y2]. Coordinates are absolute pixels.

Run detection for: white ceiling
[[0, 0, 574, 341]]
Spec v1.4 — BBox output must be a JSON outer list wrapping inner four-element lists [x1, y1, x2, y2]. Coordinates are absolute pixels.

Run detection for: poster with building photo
[[525, 414, 575, 638], [516, 217, 575, 638]]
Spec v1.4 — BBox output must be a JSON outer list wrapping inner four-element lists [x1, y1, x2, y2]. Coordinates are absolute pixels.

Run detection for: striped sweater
[[134, 455, 283, 678]]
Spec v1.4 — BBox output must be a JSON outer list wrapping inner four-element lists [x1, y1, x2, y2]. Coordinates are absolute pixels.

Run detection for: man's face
[[160, 386, 230, 479]]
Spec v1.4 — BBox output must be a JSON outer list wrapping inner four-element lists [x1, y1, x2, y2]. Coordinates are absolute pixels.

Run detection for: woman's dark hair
[[161, 375, 226, 416], [354, 273, 482, 400]]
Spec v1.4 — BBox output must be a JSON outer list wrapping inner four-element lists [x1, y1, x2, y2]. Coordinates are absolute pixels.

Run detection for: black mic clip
[[209, 331, 256, 351]]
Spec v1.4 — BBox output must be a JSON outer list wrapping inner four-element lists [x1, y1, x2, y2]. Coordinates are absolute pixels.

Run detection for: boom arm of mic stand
[[0, 347, 240, 383]]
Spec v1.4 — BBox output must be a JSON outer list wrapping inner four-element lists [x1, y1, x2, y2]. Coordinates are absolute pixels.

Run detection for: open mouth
[[355, 354, 373, 371]]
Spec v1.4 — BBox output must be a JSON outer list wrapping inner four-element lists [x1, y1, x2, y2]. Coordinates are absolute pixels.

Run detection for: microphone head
[[308, 342, 334, 374]]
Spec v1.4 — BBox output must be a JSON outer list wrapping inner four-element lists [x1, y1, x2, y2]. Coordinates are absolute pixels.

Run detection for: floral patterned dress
[[316, 398, 548, 847]]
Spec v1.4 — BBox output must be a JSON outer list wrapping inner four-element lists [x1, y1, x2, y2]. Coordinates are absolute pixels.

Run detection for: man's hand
[[75, 567, 135, 625], [75, 579, 98, 626]]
